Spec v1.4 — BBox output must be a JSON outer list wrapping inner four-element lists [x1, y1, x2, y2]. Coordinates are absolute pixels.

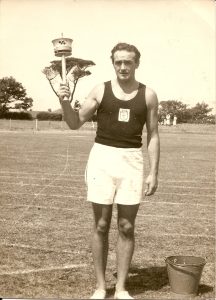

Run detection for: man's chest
[[112, 87, 138, 101]]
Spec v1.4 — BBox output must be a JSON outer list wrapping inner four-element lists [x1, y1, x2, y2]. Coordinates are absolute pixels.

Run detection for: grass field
[[0, 123, 215, 299]]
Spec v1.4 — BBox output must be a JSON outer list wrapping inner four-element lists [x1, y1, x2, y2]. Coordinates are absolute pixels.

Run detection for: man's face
[[113, 50, 139, 82]]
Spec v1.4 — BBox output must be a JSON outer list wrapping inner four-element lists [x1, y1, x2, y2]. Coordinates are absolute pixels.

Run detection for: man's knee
[[95, 218, 110, 234], [118, 219, 134, 237]]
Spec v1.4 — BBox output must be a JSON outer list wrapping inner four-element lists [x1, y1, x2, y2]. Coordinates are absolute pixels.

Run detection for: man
[[58, 43, 160, 299]]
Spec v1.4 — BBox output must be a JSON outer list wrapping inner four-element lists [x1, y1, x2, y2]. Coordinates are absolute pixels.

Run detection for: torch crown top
[[52, 37, 73, 57]]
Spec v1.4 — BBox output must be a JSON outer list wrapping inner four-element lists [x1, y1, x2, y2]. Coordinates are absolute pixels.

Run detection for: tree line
[[0, 76, 215, 124], [158, 100, 215, 124]]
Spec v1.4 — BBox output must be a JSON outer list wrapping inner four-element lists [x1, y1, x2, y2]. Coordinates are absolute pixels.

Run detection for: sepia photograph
[[0, 0, 215, 299]]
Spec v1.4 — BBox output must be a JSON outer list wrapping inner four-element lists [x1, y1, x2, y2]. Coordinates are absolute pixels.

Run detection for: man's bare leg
[[91, 203, 113, 291], [115, 204, 139, 295]]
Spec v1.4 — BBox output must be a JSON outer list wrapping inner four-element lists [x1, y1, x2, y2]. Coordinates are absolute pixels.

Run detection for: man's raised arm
[[58, 83, 103, 130]]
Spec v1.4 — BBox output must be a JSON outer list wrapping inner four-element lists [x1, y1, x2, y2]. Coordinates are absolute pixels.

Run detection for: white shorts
[[85, 143, 144, 205]]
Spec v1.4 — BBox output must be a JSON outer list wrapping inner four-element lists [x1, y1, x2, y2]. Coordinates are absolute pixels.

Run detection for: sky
[[0, 0, 215, 112]]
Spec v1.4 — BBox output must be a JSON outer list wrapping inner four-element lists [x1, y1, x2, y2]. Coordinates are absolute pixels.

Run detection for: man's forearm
[[147, 133, 160, 176], [61, 100, 81, 130]]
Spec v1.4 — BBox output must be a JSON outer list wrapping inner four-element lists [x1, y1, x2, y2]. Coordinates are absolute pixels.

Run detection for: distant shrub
[[204, 115, 215, 124], [0, 111, 33, 120], [186, 115, 215, 125], [36, 111, 63, 121]]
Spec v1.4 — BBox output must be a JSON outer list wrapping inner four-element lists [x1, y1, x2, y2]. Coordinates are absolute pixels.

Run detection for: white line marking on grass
[[156, 192, 215, 198], [140, 200, 214, 208], [1, 204, 214, 221], [159, 179, 215, 184], [0, 242, 75, 254], [1, 171, 214, 183], [159, 185, 215, 190], [0, 154, 73, 159], [0, 204, 76, 212], [1, 191, 214, 208], [0, 263, 88, 276], [0, 190, 85, 199], [0, 171, 83, 178], [69, 135, 86, 137], [137, 213, 213, 221], [1, 181, 215, 191], [140, 232, 215, 239], [0, 182, 83, 188], [1, 243, 215, 266]]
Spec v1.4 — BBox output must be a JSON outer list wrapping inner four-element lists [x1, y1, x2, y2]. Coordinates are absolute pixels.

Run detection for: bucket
[[165, 256, 206, 298]]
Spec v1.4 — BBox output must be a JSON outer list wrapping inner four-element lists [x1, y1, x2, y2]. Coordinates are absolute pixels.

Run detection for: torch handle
[[62, 55, 67, 84], [61, 54, 69, 101]]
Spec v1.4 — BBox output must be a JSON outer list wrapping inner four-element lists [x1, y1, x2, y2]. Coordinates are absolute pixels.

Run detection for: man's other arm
[[145, 87, 160, 196]]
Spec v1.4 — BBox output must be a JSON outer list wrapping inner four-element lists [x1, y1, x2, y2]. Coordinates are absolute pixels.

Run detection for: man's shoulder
[[145, 86, 157, 98], [88, 82, 105, 104], [145, 86, 158, 108], [91, 82, 105, 93]]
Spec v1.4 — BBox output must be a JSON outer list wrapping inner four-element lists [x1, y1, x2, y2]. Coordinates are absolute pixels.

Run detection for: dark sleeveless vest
[[95, 81, 147, 148]]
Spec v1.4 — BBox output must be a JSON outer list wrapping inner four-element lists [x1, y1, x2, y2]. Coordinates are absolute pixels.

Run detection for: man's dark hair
[[110, 43, 141, 63]]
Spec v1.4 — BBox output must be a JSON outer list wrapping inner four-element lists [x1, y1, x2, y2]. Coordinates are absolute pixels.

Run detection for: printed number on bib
[[118, 108, 130, 122]]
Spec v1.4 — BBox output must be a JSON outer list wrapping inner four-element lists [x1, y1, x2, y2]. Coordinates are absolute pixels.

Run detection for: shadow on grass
[[198, 284, 214, 295], [106, 266, 214, 298], [106, 266, 168, 297], [127, 266, 169, 295]]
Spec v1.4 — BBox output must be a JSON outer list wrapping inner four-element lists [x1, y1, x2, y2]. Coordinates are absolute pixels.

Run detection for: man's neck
[[115, 78, 138, 93]]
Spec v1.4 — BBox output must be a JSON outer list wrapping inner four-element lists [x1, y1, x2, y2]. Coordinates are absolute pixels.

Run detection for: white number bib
[[118, 108, 130, 122]]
